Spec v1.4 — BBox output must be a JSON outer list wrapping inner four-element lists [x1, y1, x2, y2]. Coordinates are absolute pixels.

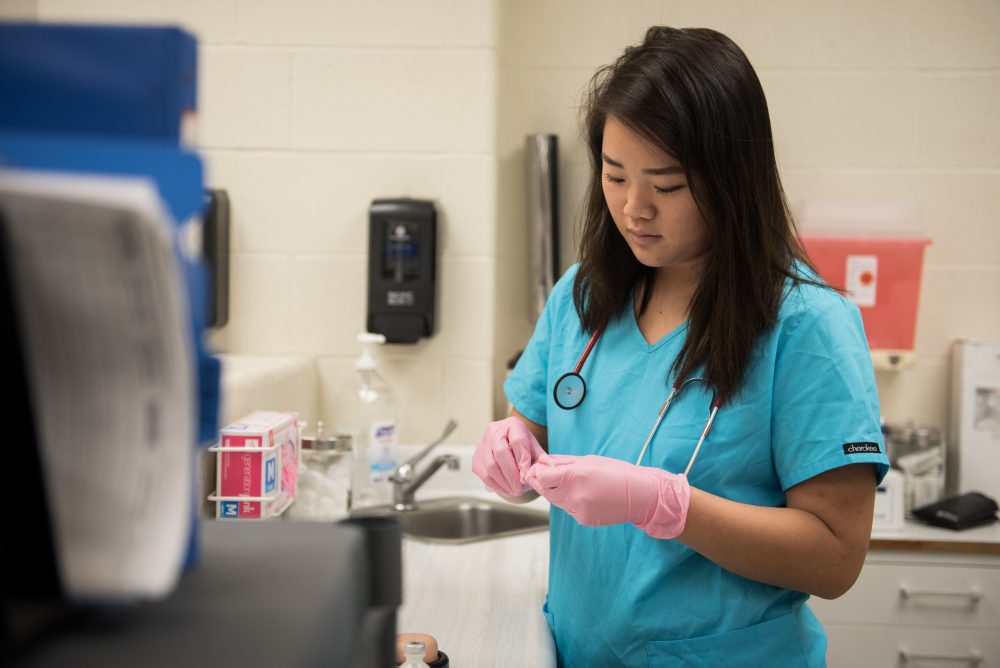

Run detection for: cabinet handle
[[898, 584, 983, 606], [899, 648, 982, 666]]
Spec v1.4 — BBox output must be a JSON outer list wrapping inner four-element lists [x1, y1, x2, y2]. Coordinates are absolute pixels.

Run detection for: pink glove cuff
[[634, 471, 691, 540]]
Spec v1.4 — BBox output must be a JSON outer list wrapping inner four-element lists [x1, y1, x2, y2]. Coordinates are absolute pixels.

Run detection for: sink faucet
[[389, 419, 458, 511], [392, 454, 459, 511]]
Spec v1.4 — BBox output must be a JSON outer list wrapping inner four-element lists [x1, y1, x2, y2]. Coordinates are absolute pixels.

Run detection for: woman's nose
[[622, 186, 654, 221]]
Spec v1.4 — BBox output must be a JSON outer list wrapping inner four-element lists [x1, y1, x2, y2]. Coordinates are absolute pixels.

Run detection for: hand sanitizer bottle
[[349, 333, 399, 509]]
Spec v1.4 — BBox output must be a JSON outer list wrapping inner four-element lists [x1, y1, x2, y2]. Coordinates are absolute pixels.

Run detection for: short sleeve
[[503, 266, 578, 426], [771, 294, 889, 490]]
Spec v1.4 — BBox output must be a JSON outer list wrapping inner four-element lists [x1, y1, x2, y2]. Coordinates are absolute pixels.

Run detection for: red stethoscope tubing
[[573, 326, 603, 374]]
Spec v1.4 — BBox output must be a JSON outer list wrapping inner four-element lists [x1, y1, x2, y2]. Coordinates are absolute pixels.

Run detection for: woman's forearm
[[677, 486, 871, 599]]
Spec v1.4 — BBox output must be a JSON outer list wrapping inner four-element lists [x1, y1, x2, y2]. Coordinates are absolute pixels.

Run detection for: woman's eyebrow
[[601, 152, 683, 175]]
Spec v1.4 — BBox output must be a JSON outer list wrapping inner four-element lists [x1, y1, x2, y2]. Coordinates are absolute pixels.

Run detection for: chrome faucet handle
[[395, 419, 457, 480]]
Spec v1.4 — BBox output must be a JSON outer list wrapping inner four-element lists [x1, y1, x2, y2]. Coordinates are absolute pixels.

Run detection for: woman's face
[[600, 116, 709, 272]]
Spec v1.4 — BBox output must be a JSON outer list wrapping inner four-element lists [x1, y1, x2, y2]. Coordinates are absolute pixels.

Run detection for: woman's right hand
[[472, 416, 546, 496]]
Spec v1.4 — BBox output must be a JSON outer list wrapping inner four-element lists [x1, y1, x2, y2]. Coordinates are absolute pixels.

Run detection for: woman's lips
[[627, 229, 662, 246]]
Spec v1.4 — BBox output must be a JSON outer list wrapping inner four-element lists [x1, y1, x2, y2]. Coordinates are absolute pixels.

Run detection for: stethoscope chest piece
[[553, 371, 587, 410], [554, 326, 603, 411]]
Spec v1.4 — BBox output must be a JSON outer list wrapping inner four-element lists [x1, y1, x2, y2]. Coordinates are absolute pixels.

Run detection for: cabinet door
[[811, 562, 1000, 629], [824, 626, 1000, 667]]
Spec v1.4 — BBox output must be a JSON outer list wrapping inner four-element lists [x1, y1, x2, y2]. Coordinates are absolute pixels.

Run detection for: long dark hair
[[573, 26, 820, 406]]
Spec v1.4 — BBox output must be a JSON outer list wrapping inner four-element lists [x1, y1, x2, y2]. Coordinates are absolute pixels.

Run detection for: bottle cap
[[397, 632, 438, 664]]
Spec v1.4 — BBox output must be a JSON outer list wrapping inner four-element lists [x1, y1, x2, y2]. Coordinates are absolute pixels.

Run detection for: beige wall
[[497, 0, 1000, 433], [5, 1, 998, 442], [0, 1, 36, 19], [13, 0, 499, 446]]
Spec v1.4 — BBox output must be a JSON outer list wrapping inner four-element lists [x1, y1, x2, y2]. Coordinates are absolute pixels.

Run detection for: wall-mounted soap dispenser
[[367, 199, 437, 344]]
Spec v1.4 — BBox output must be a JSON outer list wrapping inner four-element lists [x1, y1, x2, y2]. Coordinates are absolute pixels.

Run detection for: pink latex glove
[[472, 417, 546, 496], [525, 454, 691, 539]]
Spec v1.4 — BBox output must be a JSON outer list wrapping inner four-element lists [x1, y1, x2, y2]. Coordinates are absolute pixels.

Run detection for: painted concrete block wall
[[26, 0, 499, 445], [496, 0, 1000, 431], [0, 1, 37, 20], [9, 1, 999, 444]]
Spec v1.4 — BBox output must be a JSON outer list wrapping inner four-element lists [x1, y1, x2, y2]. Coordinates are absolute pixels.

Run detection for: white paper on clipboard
[[0, 169, 194, 602]]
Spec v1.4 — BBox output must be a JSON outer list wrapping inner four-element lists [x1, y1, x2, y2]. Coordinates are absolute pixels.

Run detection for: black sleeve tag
[[843, 442, 881, 455]]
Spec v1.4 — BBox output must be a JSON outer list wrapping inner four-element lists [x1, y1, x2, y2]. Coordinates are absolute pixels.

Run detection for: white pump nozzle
[[356, 332, 386, 371]]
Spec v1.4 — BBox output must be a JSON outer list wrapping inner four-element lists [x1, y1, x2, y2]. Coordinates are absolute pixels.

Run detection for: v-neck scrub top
[[504, 264, 889, 668]]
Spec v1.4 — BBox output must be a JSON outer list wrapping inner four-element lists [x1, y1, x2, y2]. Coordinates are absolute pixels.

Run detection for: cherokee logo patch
[[843, 442, 880, 455]]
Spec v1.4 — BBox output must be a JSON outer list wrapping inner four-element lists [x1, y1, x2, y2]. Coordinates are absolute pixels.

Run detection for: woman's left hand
[[525, 454, 691, 539]]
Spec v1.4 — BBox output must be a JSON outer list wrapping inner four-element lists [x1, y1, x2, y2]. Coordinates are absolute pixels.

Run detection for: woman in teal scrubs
[[472, 26, 889, 667]]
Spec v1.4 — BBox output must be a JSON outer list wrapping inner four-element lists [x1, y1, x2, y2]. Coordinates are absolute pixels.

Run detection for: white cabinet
[[810, 525, 1000, 667]]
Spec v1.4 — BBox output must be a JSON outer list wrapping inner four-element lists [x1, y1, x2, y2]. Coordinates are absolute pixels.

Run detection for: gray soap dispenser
[[366, 198, 437, 343]]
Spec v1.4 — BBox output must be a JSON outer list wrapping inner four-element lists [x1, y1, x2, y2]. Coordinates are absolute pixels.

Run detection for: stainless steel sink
[[352, 496, 549, 544]]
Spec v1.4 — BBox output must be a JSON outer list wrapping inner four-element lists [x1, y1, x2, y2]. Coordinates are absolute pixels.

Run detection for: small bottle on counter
[[399, 641, 430, 668], [288, 421, 352, 521], [396, 632, 446, 667]]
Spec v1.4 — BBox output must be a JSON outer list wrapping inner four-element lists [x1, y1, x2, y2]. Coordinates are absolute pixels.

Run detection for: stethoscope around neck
[[553, 326, 722, 475]]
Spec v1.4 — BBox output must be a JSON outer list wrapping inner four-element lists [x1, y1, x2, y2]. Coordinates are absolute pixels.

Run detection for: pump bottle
[[349, 332, 399, 508]]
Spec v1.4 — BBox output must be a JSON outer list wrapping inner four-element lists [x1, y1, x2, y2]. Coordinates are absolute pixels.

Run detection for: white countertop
[[397, 505, 554, 667], [388, 445, 555, 667], [872, 519, 1000, 544]]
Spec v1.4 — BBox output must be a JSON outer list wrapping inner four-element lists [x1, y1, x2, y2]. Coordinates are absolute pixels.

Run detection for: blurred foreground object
[[0, 170, 195, 655], [5, 520, 402, 667], [0, 21, 219, 661]]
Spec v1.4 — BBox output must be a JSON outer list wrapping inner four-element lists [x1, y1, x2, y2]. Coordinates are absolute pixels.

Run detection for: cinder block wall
[[5, 1, 998, 442], [4, 0, 499, 445]]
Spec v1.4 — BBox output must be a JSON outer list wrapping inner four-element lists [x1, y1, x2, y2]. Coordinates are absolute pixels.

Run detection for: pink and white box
[[209, 411, 300, 520]]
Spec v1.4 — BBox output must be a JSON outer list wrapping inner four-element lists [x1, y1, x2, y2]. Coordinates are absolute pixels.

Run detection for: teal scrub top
[[504, 264, 889, 668]]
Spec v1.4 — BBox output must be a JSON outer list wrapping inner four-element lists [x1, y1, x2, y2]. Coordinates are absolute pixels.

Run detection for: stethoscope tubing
[[682, 402, 720, 476], [633, 381, 682, 467], [633, 376, 720, 471], [574, 327, 602, 373], [557, 326, 722, 474]]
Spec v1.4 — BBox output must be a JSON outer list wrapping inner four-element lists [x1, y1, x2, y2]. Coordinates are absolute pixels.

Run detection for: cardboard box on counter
[[210, 411, 300, 520]]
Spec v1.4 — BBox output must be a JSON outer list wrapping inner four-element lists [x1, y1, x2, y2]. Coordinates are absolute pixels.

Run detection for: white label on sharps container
[[845, 255, 878, 308]]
